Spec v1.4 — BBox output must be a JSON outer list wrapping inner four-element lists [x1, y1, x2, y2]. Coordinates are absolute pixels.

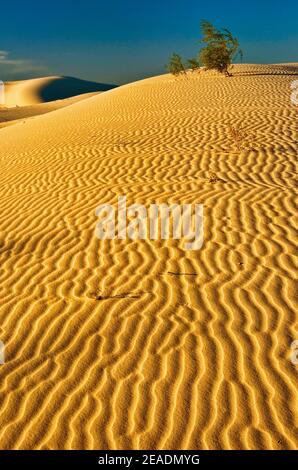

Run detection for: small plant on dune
[[228, 125, 253, 151], [199, 20, 243, 77], [166, 21, 243, 78], [187, 58, 201, 73], [166, 53, 187, 77], [207, 172, 225, 183]]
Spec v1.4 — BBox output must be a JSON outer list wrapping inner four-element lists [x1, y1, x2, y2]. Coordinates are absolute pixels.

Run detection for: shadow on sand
[[39, 76, 117, 102]]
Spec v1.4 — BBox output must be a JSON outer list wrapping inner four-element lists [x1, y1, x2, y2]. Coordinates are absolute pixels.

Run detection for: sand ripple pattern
[[0, 64, 297, 449]]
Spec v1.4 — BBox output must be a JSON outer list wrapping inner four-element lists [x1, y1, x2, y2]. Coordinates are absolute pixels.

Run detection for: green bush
[[166, 53, 187, 76], [166, 21, 243, 78], [199, 20, 243, 76], [187, 58, 201, 72]]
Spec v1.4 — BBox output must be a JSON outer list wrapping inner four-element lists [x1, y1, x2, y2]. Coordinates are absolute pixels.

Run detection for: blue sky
[[0, 0, 297, 84]]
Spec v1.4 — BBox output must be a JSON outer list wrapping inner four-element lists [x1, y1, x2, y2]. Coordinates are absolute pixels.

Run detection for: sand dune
[[2, 76, 117, 108], [0, 92, 100, 129], [0, 64, 297, 450]]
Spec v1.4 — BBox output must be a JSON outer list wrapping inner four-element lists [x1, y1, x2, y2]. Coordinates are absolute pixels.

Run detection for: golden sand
[[0, 64, 297, 449], [0, 93, 100, 129], [0, 93, 98, 129]]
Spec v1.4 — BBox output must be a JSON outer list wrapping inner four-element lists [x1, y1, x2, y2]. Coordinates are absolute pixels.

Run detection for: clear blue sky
[[0, 0, 297, 84]]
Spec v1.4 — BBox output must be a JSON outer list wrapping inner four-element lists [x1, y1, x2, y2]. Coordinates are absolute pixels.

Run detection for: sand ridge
[[0, 64, 297, 449], [0, 92, 101, 129], [2, 75, 117, 108]]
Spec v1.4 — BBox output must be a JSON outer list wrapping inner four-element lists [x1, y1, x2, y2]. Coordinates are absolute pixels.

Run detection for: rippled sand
[[0, 64, 297, 449]]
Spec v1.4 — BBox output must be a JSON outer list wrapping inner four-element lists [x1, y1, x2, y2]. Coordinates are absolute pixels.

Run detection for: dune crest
[[2, 75, 117, 108], [0, 64, 297, 450]]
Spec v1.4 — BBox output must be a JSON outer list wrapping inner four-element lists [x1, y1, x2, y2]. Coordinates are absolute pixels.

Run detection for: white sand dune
[[0, 64, 297, 450], [2, 75, 117, 108]]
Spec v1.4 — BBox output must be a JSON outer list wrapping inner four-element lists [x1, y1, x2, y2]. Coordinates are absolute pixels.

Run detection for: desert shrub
[[166, 21, 242, 77], [199, 20, 243, 76], [167, 53, 187, 76], [187, 58, 201, 72], [228, 125, 252, 151]]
